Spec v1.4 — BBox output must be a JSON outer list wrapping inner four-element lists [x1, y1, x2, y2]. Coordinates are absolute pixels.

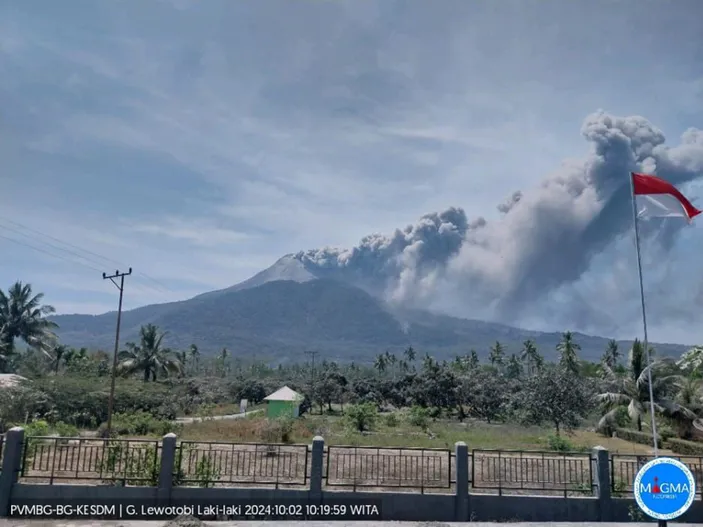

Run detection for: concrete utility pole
[[103, 268, 132, 436], [305, 350, 319, 410]]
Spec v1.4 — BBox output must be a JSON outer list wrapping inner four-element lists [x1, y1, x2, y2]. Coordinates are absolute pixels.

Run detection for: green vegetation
[[51, 278, 690, 363], [1, 281, 703, 457]]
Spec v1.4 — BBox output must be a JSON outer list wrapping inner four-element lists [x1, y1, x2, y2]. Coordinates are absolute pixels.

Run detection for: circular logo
[[634, 457, 696, 520]]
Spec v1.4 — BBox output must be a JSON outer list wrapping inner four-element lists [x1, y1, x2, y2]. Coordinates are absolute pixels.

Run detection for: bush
[[260, 418, 294, 444], [615, 427, 661, 446], [97, 441, 159, 486], [24, 419, 51, 451], [54, 421, 79, 438], [428, 407, 442, 420], [0, 384, 51, 431], [99, 411, 180, 437], [24, 419, 50, 437], [345, 403, 378, 432], [596, 407, 630, 436], [408, 406, 431, 429], [546, 434, 575, 452], [383, 413, 399, 427], [666, 437, 703, 455]]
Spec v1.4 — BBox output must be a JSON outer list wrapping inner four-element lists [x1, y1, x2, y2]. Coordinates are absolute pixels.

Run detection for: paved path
[[174, 410, 263, 424], [1, 522, 698, 527]]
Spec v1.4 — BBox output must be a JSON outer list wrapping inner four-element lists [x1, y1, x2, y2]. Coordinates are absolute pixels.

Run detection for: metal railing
[[20, 437, 161, 485], [325, 445, 453, 492], [611, 453, 703, 499], [176, 441, 309, 488], [14, 434, 703, 498], [471, 449, 594, 497]]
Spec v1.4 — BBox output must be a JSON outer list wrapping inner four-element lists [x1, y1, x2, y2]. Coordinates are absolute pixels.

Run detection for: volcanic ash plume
[[290, 111, 703, 331]]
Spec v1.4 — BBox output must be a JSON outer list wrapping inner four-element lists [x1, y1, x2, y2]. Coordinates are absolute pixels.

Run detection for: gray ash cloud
[[287, 111, 703, 333]]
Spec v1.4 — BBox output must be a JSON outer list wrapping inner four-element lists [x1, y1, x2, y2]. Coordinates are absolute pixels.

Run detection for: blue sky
[[1, 1, 702, 338]]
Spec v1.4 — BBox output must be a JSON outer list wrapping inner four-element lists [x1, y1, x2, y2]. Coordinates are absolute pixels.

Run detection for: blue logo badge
[[634, 457, 696, 520]]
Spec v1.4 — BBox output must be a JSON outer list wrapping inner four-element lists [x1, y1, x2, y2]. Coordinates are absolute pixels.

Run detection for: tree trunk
[[637, 415, 642, 432], [143, 368, 150, 382], [555, 421, 560, 437]]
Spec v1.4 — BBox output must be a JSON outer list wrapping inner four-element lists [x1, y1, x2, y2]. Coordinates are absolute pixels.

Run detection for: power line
[[0, 223, 111, 272], [0, 229, 157, 298], [0, 233, 104, 274], [0, 218, 172, 295]]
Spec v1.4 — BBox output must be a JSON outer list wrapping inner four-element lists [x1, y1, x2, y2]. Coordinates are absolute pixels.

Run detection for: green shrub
[[546, 434, 575, 452], [665, 437, 703, 455], [260, 418, 294, 444], [344, 403, 378, 432], [97, 441, 159, 486], [23, 419, 51, 452], [102, 411, 179, 437], [30, 377, 179, 428], [428, 407, 442, 419], [193, 453, 221, 488], [597, 407, 630, 436], [408, 406, 430, 429], [96, 422, 118, 439], [25, 419, 50, 437], [53, 421, 79, 438], [615, 427, 661, 446], [612, 479, 628, 496], [383, 413, 399, 427]]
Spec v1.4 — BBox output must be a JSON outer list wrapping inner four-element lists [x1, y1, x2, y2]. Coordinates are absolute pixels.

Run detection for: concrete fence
[[1, 427, 702, 522]]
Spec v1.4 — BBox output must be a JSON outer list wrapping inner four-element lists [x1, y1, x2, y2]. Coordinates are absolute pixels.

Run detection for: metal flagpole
[[629, 172, 660, 457]]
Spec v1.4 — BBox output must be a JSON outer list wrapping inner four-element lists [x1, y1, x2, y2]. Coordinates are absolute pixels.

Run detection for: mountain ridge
[[51, 265, 691, 363]]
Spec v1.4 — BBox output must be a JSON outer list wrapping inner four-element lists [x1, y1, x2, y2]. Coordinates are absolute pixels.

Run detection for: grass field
[[177, 411, 669, 455]]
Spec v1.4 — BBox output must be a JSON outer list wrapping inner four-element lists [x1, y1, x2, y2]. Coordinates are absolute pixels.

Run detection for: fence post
[[309, 436, 324, 502], [0, 427, 25, 517], [454, 441, 470, 521], [592, 446, 612, 522], [157, 433, 177, 503]]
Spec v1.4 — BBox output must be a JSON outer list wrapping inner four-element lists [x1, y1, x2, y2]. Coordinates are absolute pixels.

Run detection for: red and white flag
[[632, 172, 701, 222]]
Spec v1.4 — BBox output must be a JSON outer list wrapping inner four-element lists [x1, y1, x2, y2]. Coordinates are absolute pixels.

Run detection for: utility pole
[[103, 268, 132, 436], [305, 350, 319, 412]]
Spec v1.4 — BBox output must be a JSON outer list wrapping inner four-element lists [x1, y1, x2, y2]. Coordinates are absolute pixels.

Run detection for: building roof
[[0, 374, 28, 388], [264, 385, 304, 402]]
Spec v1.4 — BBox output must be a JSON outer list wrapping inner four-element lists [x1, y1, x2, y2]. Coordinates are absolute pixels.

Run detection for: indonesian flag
[[632, 172, 701, 222]]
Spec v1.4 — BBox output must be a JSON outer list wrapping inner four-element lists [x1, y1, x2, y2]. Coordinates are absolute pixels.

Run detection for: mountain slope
[[52, 279, 689, 363]]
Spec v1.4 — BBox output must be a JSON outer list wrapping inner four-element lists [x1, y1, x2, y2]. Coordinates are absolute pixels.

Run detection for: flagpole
[[629, 172, 660, 457]]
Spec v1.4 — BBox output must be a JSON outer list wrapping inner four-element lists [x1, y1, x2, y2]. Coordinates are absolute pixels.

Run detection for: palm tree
[[117, 324, 182, 382], [189, 343, 200, 374], [374, 353, 387, 374], [404, 346, 416, 363], [52, 344, 69, 373], [677, 346, 703, 379], [601, 339, 620, 370], [176, 350, 188, 378], [220, 347, 228, 377], [489, 341, 504, 367], [557, 331, 580, 375], [0, 281, 58, 371], [597, 339, 694, 432], [468, 349, 480, 369], [520, 340, 542, 375], [506, 353, 523, 379], [0, 323, 9, 372]]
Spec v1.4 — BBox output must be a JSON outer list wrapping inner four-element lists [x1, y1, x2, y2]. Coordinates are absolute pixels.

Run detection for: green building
[[264, 386, 304, 418]]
